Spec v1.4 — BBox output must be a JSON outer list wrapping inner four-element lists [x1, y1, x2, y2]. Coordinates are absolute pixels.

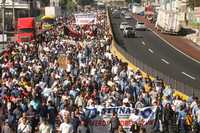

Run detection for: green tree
[[77, 0, 94, 5], [60, 0, 76, 12], [188, 0, 200, 10], [39, 0, 50, 7], [126, 0, 132, 3], [125, 0, 141, 3]]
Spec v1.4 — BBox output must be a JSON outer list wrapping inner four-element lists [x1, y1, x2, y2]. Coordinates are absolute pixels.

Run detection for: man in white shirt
[[59, 116, 73, 133], [17, 117, 32, 133], [39, 118, 53, 133], [59, 106, 70, 122], [196, 108, 200, 124]]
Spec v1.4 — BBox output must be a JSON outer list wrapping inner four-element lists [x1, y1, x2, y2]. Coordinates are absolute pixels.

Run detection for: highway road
[[110, 14, 200, 95]]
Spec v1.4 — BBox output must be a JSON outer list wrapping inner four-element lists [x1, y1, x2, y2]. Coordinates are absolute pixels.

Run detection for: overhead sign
[[74, 13, 97, 25]]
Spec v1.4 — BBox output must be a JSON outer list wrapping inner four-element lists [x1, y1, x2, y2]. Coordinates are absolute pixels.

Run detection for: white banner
[[74, 13, 97, 25], [85, 106, 157, 133]]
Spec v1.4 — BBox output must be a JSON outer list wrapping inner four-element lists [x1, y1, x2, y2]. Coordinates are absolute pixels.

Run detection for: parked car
[[120, 22, 129, 30], [135, 21, 146, 30], [123, 26, 135, 37]]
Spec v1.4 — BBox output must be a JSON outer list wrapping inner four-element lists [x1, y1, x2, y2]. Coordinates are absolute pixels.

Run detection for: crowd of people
[[0, 6, 200, 133]]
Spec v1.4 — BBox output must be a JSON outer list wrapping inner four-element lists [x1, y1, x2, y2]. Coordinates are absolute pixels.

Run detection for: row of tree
[[188, 0, 200, 10], [39, 0, 94, 12]]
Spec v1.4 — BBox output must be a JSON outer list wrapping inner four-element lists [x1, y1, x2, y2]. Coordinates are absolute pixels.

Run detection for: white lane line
[[181, 72, 196, 80], [161, 58, 170, 64], [148, 49, 154, 54], [147, 26, 200, 64], [142, 41, 146, 46]]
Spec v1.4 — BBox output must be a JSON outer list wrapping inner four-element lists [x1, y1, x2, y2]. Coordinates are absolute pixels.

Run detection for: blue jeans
[[179, 119, 186, 133]]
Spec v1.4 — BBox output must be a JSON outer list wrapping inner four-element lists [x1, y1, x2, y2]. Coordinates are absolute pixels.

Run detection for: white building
[[0, 0, 30, 9], [0, 0, 31, 30], [160, 0, 188, 11]]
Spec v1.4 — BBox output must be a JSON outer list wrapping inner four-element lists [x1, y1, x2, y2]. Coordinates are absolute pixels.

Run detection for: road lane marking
[[146, 25, 200, 64], [142, 41, 146, 45], [148, 49, 154, 54], [181, 72, 196, 80], [161, 59, 170, 64]]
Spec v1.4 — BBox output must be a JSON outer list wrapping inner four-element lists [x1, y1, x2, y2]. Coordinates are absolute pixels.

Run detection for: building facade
[[158, 0, 188, 24], [0, 0, 32, 31]]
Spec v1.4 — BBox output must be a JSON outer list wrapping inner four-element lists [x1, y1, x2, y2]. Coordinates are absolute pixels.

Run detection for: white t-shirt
[[59, 109, 70, 120], [173, 99, 183, 110], [17, 123, 32, 133], [196, 109, 200, 123], [59, 123, 73, 133], [111, 65, 118, 75], [90, 68, 96, 75], [39, 123, 53, 133]]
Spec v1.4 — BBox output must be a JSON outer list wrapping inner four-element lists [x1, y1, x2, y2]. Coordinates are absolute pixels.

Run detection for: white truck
[[45, 6, 61, 17], [155, 9, 182, 35], [132, 5, 145, 14]]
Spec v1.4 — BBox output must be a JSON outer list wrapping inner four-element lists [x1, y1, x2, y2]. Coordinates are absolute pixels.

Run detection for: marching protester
[[17, 116, 32, 133], [129, 109, 141, 133], [1, 119, 14, 133], [110, 111, 120, 133], [163, 103, 175, 133], [77, 120, 90, 133], [0, 5, 200, 133], [58, 116, 73, 133], [39, 118, 53, 133]]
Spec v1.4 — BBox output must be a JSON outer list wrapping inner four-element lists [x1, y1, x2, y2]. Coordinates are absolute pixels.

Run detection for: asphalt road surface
[[110, 15, 200, 94]]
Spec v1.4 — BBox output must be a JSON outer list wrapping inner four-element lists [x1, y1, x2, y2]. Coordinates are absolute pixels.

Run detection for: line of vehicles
[[113, 8, 146, 38], [114, 3, 182, 35]]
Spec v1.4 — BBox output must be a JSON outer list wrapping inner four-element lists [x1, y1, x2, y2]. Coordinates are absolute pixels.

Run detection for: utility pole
[[2, 0, 6, 49], [12, 0, 15, 29]]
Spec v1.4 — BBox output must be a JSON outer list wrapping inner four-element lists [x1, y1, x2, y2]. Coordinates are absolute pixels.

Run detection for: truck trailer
[[16, 17, 35, 43], [155, 9, 182, 35]]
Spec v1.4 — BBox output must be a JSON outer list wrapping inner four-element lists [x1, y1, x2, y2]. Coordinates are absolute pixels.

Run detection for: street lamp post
[[12, 0, 15, 28], [2, 0, 6, 49]]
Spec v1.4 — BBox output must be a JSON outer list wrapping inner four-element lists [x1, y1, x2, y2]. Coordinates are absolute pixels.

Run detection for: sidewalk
[[132, 14, 200, 62]]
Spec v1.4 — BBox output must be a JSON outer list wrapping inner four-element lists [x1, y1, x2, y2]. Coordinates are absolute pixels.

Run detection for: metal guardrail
[[108, 8, 200, 97]]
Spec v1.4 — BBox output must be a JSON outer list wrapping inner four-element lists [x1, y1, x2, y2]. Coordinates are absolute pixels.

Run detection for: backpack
[[185, 114, 192, 126]]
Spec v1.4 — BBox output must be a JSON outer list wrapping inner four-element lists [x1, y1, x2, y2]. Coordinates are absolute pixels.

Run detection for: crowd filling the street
[[0, 7, 200, 133]]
